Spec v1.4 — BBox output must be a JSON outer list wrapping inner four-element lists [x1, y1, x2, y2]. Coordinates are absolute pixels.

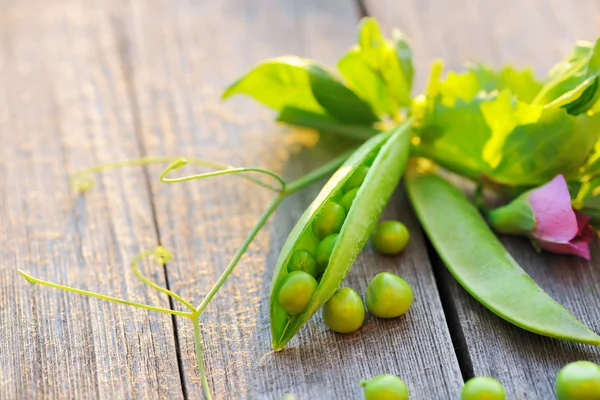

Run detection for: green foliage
[[533, 39, 600, 114], [223, 17, 600, 210], [222, 56, 378, 125], [415, 59, 600, 186], [223, 17, 414, 135], [338, 18, 413, 117]]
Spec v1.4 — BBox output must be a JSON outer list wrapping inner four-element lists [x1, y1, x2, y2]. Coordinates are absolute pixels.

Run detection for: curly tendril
[[130, 247, 196, 312], [69, 156, 286, 193], [160, 157, 287, 192]]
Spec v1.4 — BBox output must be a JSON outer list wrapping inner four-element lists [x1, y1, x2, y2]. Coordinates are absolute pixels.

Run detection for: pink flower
[[488, 175, 594, 259]]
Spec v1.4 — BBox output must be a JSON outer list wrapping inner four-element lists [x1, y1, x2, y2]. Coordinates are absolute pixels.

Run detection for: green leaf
[[222, 56, 378, 125], [276, 107, 378, 141], [337, 17, 413, 117], [415, 93, 493, 180], [480, 90, 542, 168], [438, 70, 480, 104], [470, 64, 543, 103], [392, 29, 414, 89], [308, 66, 379, 125], [222, 57, 325, 113], [491, 106, 600, 185], [533, 39, 600, 114], [338, 49, 397, 116]]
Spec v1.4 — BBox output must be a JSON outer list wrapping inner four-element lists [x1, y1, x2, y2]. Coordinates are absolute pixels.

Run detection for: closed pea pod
[[270, 121, 412, 351], [405, 168, 600, 346]]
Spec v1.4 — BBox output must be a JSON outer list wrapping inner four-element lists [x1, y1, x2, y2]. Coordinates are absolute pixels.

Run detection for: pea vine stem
[[193, 316, 212, 400]]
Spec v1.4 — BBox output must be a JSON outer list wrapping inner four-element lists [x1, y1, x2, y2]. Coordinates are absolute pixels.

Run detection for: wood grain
[[115, 0, 463, 398], [0, 1, 183, 399], [366, 0, 600, 398]]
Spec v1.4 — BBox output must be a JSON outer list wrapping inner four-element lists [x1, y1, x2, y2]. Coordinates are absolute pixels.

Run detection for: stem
[[411, 145, 482, 183], [193, 316, 212, 400], [69, 156, 283, 193], [18, 270, 191, 318], [160, 158, 286, 192], [195, 196, 283, 313]]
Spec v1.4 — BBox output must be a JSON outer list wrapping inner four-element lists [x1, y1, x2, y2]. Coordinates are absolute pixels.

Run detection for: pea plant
[[19, 153, 351, 399], [19, 16, 600, 399]]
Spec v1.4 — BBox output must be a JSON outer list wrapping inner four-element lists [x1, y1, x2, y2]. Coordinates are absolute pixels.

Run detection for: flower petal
[[528, 175, 578, 242], [536, 238, 591, 260], [575, 211, 594, 241]]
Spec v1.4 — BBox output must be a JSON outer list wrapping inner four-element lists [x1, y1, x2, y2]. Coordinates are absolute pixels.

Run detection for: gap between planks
[[107, 12, 189, 400]]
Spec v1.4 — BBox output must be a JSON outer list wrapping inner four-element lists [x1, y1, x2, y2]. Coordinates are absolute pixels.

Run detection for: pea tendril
[[20, 148, 353, 399]]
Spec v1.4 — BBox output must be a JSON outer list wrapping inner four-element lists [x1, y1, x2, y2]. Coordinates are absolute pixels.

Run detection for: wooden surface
[[0, 0, 599, 399]]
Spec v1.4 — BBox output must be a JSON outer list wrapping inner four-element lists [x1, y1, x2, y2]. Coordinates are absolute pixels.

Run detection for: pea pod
[[270, 121, 412, 350], [405, 168, 600, 346]]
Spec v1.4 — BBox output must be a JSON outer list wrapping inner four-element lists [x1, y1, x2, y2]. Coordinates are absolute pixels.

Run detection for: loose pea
[[277, 271, 318, 315], [555, 361, 600, 400], [361, 374, 409, 400], [314, 234, 338, 271], [366, 272, 413, 318], [461, 377, 505, 400], [340, 188, 359, 213], [371, 220, 410, 255], [313, 202, 346, 239], [287, 249, 319, 277], [343, 165, 370, 192], [322, 287, 365, 333]]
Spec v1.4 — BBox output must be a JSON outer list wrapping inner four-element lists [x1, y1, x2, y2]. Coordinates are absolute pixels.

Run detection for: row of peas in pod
[[276, 164, 372, 318], [360, 360, 600, 399], [270, 123, 413, 351]]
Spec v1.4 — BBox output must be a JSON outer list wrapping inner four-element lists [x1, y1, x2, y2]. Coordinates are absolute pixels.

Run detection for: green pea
[[313, 202, 346, 239], [277, 271, 318, 315], [322, 287, 364, 333], [461, 377, 505, 400], [287, 249, 319, 277], [371, 220, 409, 255], [340, 188, 359, 213], [361, 374, 408, 400], [343, 165, 370, 192], [406, 169, 600, 346], [556, 361, 600, 400], [314, 234, 338, 271], [366, 272, 413, 319]]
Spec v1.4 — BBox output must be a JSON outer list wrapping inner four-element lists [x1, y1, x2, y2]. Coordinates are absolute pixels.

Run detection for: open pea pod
[[270, 121, 412, 350], [406, 167, 600, 346]]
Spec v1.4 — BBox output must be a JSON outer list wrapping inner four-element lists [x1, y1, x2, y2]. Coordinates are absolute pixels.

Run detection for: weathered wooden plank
[[366, 0, 600, 398], [117, 0, 463, 398], [0, 2, 183, 399]]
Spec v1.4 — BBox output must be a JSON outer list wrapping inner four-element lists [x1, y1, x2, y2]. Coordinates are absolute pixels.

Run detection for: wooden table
[[1, 0, 600, 398]]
